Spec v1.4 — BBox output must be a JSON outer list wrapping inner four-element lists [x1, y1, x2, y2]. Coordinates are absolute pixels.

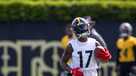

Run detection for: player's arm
[[60, 44, 83, 76], [60, 44, 72, 73], [91, 29, 107, 48], [95, 41, 112, 62]]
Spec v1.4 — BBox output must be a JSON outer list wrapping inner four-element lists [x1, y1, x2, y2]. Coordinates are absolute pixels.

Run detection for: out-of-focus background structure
[[0, 0, 136, 76]]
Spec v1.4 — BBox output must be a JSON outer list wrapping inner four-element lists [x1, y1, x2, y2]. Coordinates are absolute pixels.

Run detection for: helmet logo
[[76, 17, 81, 26]]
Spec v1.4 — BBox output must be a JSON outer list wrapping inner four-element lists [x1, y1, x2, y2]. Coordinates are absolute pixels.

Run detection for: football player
[[61, 24, 74, 49], [60, 17, 111, 76], [61, 16, 107, 49], [116, 22, 136, 76]]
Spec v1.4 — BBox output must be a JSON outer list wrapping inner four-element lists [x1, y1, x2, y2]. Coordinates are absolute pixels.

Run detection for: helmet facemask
[[71, 17, 91, 39], [72, 23, 90, 39]]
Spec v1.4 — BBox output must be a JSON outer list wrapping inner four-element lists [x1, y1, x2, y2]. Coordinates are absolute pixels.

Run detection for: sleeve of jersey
[[60, 35, 69, 49], [96, 47, 112, 62]]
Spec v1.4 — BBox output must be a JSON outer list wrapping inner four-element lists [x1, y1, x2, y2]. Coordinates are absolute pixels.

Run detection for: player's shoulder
[[116, 37, 124, 48], [129, 36, 136, 45], [88, 37, 99, 46], [61, 35, 69, 43], [129, 36, 136, 40], [88, 37, 97, 42], [117, 37, 123, 43], [68, 38, 77, 44]]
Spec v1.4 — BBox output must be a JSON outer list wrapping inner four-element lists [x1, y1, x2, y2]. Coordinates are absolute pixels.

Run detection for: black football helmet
[[71, 17, 90, 38]]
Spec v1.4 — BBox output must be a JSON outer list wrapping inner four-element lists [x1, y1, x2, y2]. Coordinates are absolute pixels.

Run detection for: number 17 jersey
[[69, 38, 98, 70]]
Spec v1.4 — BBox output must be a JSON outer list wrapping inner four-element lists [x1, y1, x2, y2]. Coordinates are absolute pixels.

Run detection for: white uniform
[[69, 37, 98, 76]]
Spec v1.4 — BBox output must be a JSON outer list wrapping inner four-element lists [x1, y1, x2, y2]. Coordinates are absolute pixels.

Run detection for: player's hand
[[70, 67, 83, 76], [95, 46, 112, 62]]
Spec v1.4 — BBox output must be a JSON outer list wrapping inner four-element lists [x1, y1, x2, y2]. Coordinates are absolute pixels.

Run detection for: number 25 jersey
[[69, 37, 98, 70]]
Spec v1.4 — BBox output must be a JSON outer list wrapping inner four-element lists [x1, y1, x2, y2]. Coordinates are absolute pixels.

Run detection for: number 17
[[78, 50, 92, 68]]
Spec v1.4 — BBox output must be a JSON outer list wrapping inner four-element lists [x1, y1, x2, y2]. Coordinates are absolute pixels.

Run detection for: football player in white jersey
[[60, 17, 111, 76]]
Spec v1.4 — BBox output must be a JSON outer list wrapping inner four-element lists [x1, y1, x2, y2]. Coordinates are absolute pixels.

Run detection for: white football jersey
[[69, 37, 98, 70]]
